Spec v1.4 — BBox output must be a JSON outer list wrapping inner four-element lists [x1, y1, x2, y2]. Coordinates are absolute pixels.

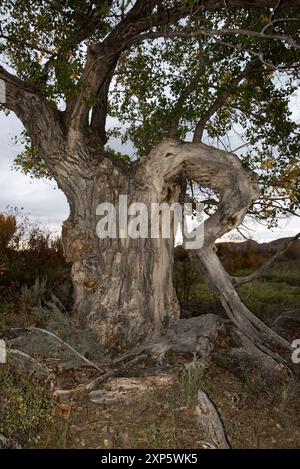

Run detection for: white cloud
[[0, 112, 69, 234]]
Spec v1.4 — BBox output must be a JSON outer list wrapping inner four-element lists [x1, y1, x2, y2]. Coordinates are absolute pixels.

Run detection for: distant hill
[[216, 237, 300, 261]]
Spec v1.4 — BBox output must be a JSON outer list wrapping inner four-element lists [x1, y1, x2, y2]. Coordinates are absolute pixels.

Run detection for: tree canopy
[[1, 0, 300, 225]]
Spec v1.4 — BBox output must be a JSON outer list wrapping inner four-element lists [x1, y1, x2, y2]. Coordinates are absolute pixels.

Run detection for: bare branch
[[203, 36, 300, 70], [139, 26, 300, 50], [8, 348, 51, 378], [53, 354, 148, 396], [232, 232, 300, 286], [11, 327, 102, 372], [262, 16, 300, 34]]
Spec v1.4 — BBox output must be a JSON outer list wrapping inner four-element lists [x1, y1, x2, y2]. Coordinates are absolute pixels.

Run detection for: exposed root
[[53, 354, 148, 397], [52, 312, 292, 398]]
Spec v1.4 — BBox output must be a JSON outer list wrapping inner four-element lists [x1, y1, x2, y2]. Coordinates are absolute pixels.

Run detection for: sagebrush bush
[[0, 364, 53, 445]]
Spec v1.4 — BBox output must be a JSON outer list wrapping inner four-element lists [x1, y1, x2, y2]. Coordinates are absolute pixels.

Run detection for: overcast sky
[[0, 110, 299, 243]]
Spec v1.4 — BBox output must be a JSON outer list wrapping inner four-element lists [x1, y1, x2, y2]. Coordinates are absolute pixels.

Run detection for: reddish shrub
[[0, 214, 17, 251]]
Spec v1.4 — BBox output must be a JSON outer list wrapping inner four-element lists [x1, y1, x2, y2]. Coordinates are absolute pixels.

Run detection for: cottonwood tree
[[1, 1, 300, 361]]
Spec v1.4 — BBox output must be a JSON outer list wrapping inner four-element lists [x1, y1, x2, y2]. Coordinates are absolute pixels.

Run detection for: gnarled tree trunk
[[60, 146, 180, 350], [57, 137, 291, 358]]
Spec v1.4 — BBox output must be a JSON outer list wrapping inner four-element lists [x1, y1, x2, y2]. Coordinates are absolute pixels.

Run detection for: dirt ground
[[34, 354, 300, 449]]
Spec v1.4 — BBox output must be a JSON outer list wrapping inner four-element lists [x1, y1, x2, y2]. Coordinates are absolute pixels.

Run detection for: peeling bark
[[60, 145, 180, 350]]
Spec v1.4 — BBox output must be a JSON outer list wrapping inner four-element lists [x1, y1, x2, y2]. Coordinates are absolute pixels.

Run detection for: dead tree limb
[[8, 349, 51, 378], [11, 327, 102, 372], [232, 232, 300, 286], [53, 354, 148, 397], [196, 389, 230, 449], [143, 139, 291, 360]]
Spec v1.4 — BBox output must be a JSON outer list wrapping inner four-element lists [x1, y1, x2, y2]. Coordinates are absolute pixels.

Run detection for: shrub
[[0, 364, 53, 445], [0, 209, 71, 307], [0, 213, 17, 251]]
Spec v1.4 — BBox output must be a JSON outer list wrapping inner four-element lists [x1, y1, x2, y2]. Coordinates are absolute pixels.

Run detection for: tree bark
[[144, 139, 292, 358], [56, 137, 291, 359], [61, 147, 180, 351]]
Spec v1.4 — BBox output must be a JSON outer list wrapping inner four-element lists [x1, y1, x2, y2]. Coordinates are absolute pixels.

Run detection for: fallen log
[[196, 389, 230, 449]]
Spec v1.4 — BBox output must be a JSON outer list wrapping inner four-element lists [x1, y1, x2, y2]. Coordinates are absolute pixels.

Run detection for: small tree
[[0, 1, 299, 358]]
